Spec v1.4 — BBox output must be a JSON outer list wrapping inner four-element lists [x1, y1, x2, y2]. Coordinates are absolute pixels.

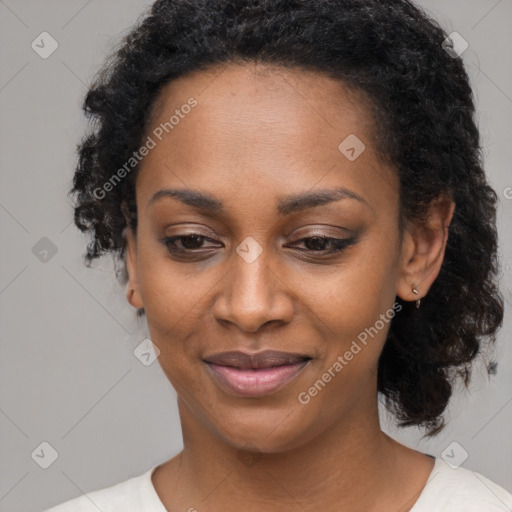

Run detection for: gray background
[[0, 1, 511, 510]]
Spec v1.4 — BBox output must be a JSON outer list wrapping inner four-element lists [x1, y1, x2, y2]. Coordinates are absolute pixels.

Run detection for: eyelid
[[164, 223, 356, 240], [164, 225, 222, 240], [289, 225, 356, 239]]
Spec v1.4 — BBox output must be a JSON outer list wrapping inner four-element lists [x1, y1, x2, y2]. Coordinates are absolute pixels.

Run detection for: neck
[[162, 384, 409, 511]]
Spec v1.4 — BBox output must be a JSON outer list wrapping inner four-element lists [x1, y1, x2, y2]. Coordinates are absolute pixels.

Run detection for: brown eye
[[178, 235, 206, 250], [303, 236, 331, 251], [161, 234, 221, 255], [159, 233, 357, 260], [290, 236, 357, 254]]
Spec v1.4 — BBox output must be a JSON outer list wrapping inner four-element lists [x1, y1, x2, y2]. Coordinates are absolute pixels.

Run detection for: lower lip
[[205, 361, 310, 397]]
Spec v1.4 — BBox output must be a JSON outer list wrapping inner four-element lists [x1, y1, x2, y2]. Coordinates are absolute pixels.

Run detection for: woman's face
[[125, 63, 413, 452]]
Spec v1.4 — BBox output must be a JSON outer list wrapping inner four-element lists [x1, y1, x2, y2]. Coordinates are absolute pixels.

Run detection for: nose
[[212, 250, 294, 333]]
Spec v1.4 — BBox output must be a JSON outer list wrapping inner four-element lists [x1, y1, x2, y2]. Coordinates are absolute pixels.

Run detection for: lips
[[204, 350, 310, 369], [203, 350, 311, 396]]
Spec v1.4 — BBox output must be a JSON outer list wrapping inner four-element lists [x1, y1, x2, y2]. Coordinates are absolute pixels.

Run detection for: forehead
[[136, 62, 398, 214], [147, 61, 376, 147]]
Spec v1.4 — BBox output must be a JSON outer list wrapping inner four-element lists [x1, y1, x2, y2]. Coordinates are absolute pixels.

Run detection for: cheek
[[301, 240, 400, 343], [136, 232, 203, 330], [138, 262, 203, 392]]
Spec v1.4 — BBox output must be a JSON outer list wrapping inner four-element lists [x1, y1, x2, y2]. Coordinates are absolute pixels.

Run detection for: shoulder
[[412, 457, 512, 512], [42, 465, 159, 512]]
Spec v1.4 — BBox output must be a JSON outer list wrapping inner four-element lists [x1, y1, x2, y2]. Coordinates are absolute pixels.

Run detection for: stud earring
[[412, 285, 421, 309]]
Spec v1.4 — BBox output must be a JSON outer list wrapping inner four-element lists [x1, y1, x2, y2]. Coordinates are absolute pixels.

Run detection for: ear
[[123, 226, 144, 310], [396, 195, 456, 303]]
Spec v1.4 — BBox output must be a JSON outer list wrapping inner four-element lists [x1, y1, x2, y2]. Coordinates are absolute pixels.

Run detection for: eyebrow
[[147, 186, 370, 215]]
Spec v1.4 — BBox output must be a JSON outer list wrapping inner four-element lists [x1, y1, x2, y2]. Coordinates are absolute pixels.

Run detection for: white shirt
[[43, 456, 512, 511]]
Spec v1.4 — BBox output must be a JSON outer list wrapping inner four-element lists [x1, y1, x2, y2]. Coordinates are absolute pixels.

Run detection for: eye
[[160, 233, 357, 258], [160, 234, 221, 255], [288, 236, 357, 254]]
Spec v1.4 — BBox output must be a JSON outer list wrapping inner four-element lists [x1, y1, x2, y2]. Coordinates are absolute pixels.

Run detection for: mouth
[[203, 350, 312, 397]]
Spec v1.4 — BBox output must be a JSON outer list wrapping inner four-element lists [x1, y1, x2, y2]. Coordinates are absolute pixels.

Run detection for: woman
[[45, 0, 512, 510]]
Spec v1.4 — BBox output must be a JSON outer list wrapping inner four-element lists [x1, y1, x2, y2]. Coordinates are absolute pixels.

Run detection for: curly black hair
[[71, 0, 504, 437]]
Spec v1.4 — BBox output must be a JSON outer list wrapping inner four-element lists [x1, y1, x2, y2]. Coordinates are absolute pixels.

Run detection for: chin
[[211, 404, 326, 455]]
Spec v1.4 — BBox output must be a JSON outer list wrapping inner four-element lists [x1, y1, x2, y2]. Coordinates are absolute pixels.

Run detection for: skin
[[123, 62, 455, 511]]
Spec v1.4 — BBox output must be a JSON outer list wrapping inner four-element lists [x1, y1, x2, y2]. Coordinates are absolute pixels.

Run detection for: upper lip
[[203, 350, 311, 369]]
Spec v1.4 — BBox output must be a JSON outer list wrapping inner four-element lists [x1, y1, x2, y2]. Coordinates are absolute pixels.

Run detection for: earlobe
[[396, 197, 455, 304], [123, 227, 144, 310]]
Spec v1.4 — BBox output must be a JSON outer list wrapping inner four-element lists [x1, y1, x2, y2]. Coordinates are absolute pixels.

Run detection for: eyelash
[[160, 233, 357, 257]]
